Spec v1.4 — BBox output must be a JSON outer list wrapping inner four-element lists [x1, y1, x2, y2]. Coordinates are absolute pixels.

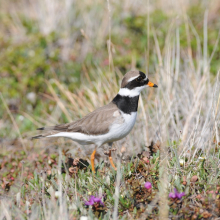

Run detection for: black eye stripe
[[136, 77, 142, 82], [124, 71, 148, 90]]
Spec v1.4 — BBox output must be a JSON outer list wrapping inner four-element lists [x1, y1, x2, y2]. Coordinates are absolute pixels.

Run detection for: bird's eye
[[136, 76, 142, 82]]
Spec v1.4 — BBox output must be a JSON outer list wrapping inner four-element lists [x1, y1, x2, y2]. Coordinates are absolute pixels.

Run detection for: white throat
[[118, 86, 146, 97]]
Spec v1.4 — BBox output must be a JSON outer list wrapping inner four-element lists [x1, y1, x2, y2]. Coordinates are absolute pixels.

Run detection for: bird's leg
[[108, 143, 117, 171], [90, 149, 96, 173], [109, 150, 117, 170]]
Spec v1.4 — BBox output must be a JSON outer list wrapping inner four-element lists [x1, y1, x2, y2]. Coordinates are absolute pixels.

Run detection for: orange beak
[[147, 81, 158, 88]]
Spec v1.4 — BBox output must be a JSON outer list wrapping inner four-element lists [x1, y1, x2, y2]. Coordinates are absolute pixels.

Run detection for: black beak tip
[[153, 84, 158, 88]]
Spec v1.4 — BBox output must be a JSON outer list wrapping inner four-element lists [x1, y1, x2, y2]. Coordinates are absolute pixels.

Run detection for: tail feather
[[32, 124, 64, 140], [37, 127, 45, 130], [37, 126, 55, 131], [32, 130, 60, 140], [32, 135, 44, 139]]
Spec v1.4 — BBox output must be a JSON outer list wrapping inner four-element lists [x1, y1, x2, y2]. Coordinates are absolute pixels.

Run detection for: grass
[[0, 0, 220, 219], [0, 143, 219, 219]]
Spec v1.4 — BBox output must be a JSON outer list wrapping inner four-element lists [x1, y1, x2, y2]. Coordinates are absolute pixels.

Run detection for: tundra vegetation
[[0, 0, 220, 219]]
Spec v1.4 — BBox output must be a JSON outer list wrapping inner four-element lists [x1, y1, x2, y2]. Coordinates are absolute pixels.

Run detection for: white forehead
[[127, 75, 139, 82], [127, 75, 147, 82]]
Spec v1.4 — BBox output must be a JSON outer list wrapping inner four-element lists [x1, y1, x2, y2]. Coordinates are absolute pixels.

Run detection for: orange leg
[[91, 150, 96, 173], [109, 150, 117, 171]]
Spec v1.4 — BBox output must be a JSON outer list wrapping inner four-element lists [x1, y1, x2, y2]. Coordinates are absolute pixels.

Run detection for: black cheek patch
[[125, 79, 147, 90], [125, 80, 140, 90], [124, 71, 147, 90]]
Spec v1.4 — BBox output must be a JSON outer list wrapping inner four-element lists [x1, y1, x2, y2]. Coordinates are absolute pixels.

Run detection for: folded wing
[[32, 102, 123, 139]]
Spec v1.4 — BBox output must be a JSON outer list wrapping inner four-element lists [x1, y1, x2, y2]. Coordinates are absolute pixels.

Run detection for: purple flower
[[84, 195, 104, 206], [144, 182, 152, 189], [169, 188, 185, 199], [169, 192, 176, 199]]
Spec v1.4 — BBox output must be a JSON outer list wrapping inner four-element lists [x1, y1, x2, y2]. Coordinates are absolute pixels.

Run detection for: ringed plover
[[32, 70, 158, 172]]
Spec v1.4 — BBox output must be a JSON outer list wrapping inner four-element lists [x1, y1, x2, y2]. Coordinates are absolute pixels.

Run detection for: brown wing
[[35, 102, 123, 137]]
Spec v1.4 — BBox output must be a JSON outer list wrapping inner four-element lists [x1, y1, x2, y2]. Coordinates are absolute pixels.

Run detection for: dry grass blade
[[113, 154, 121, 220], [47, 81, 72, 121], [0, 93, 27, 153], [0, 201, 12, 220]]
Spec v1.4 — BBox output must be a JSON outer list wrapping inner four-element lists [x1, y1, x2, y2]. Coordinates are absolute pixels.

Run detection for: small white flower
[[179, 159, 184, 166], [26, 92, 36, 103], [80, 217, 88, 220], [55, 191, 61, 198], [18, 115, 24, 121]]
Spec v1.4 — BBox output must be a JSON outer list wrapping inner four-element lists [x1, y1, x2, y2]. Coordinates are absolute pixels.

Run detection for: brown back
[[46, 102, 124, 135]]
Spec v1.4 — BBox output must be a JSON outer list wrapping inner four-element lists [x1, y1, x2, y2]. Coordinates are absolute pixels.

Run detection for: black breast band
[[112, 94, 139, 114]]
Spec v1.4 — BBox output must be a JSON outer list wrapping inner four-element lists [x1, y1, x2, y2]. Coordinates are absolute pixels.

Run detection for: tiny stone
[[190, 175, 198, 182], [121, 146, 126, 153]]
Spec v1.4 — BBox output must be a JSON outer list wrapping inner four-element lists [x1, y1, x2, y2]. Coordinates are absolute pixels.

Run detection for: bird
[[32, 70, 158, 172]]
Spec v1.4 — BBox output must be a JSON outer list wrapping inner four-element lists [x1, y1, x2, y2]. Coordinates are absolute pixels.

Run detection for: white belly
[[47, 112, 137, 146], [106, 112, 137, 142]]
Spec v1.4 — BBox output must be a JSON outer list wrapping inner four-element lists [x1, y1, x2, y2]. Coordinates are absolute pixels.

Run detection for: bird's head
[[119, 70, 158, 97]]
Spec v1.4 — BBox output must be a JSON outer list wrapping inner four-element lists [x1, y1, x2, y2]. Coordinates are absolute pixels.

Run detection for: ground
[[0, 140, 219, 219]]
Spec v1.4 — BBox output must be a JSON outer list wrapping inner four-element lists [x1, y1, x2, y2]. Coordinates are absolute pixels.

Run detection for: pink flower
[[144, 182, 152, 189], [169, 188, 185, 199], [84, 195, 104, 206]]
